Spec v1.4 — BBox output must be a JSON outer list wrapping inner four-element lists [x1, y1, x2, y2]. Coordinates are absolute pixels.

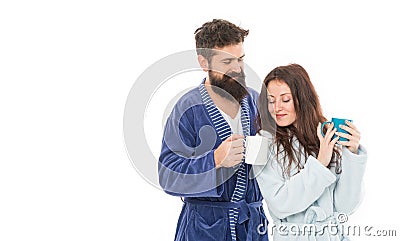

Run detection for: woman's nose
[[274, 101, 282, 112]]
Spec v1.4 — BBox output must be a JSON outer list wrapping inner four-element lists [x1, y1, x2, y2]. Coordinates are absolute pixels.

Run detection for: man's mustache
[[223, 71, 246, 80]]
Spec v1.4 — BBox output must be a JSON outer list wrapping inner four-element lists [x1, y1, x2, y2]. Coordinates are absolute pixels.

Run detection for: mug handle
[[320, 121, 332, 137]]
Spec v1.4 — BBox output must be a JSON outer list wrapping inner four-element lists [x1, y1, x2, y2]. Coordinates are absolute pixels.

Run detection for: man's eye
[[222, 61, 232, 64]]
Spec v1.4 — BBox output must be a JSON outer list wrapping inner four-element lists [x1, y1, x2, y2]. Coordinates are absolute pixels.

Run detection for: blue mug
[[321, 118, 353, 142]]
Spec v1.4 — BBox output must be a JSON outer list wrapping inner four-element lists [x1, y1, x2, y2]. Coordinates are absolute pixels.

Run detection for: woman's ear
[[197, 55, 209, 72]]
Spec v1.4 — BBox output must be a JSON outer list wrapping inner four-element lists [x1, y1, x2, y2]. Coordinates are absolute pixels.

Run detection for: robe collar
[[198, 79, 250, 141]]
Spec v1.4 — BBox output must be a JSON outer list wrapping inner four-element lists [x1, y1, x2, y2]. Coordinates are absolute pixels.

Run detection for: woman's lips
[[276, 114, 287, 119]]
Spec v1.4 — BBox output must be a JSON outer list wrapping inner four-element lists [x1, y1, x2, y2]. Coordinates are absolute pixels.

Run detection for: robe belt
[[274, 211, 344, 235], [184, 198, 267, 240]]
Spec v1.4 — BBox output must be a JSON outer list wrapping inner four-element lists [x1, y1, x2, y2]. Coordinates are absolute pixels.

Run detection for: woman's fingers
[[340, 121, 360, 136], [335, 121, 361, 154], [337, 140, 349, 146], [336, 123, 361, 144], [335, 131, 352, 141], [330, 136, 340, 147], [317, 122, 324, 141], [317, 122, 322, 136], [317, 123, 337, 167], [318, 122, 338, 143], [345, 120, 359, 132], [325, 123, 336, 142], [334, 131, 355, 147]]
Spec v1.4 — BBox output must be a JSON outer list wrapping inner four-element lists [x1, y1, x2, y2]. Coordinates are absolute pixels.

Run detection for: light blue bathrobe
[[255, 130, 367, 241]]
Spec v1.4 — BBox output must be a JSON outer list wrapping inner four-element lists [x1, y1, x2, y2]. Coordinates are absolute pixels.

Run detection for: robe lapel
[[199, 82, 250, 241]]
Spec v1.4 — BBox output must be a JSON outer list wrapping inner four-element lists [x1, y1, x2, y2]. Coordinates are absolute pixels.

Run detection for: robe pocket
[[185, 210, 228, 241]]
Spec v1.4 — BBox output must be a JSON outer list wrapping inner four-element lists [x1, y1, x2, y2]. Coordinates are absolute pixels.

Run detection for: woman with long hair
[[255, 64, 367, 240]]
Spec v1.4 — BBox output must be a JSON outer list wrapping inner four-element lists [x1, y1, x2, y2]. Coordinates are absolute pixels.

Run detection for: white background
[[1, 0, 399, 240]]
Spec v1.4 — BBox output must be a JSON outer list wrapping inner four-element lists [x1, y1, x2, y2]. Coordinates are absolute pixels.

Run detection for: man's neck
[[204, 78, 240, 119]]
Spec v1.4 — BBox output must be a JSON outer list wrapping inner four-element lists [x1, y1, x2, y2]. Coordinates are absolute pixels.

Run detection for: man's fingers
[[232, 146, 245, 155], [230, 139, 245, 148], [232, 153, 244, 162], [224, 153, 244, 166], [228, 134, 245, 142]]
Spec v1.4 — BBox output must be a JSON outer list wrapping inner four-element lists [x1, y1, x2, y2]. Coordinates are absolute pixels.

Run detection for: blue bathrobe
[[159, 80, 269, 241]]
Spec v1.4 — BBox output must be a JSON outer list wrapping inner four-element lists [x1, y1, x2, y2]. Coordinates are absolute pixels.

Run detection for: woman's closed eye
[[268, 99, 290, 104]]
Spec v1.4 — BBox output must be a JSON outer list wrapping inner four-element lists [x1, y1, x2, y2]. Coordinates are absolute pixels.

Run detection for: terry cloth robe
[[256, 130, 367, 241], [158, 80, 269, 241]]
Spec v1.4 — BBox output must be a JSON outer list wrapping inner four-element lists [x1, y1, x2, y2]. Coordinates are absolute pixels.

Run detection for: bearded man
[[158, 19, 269, 241]]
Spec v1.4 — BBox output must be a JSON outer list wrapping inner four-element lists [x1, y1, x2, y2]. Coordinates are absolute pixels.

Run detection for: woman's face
[[267, 80, 297, 127]]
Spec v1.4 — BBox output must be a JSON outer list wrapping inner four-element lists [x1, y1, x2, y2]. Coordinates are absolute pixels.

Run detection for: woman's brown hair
[[256, 64, 341, 177]]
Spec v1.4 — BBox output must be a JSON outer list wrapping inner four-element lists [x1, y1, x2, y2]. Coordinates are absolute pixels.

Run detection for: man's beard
[[209, 70, 248, 102]]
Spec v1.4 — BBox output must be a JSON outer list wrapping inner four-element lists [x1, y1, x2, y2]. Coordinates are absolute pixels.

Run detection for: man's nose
[[231, 61, 242, 73]]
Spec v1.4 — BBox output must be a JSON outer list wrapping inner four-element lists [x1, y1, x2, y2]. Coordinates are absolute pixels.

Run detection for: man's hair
[[194, 19, 249, 62]]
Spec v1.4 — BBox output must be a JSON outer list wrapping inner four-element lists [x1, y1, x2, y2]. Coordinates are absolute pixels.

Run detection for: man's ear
[[197, 55, 209, 72]]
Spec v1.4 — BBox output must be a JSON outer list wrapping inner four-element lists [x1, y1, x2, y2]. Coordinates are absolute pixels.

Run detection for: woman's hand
[[317, 122, 340, 167], [336, 120, 361, 154]]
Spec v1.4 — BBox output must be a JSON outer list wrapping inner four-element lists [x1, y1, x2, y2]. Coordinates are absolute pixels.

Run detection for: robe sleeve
[[257, 156, 336, 220], [158, 103, 223, 198], [333, 145, 368, 214]]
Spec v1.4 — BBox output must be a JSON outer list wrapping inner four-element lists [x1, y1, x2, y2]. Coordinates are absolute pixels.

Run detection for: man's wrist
[[214, 151, 222, 169]]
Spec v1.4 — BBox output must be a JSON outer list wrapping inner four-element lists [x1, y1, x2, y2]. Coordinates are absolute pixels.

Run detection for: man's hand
[[214, 134, 245, 169]]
